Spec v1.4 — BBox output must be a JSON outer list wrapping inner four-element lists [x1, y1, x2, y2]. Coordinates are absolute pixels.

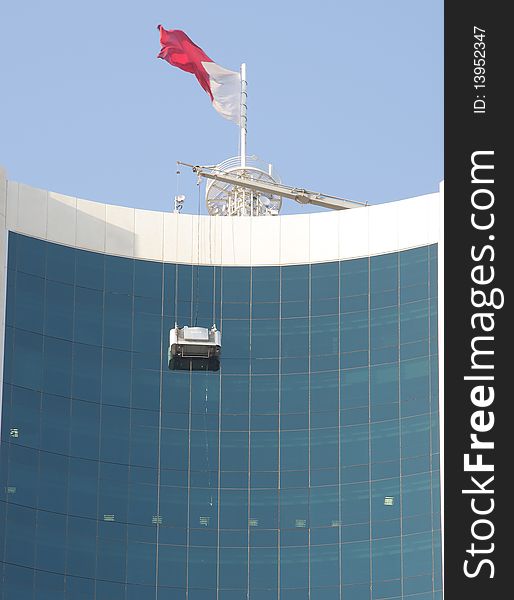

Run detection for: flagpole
[[240, 63, 247, 168]]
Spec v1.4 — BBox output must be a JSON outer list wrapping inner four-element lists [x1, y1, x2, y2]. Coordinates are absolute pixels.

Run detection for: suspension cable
[[193, 179, 201, 326]]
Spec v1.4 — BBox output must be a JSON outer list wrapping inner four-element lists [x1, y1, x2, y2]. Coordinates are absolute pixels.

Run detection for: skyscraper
[[0, 166, 443, 599]]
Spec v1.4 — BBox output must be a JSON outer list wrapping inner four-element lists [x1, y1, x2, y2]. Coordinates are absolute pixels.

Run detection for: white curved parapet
[[1, 169, 442, 266]]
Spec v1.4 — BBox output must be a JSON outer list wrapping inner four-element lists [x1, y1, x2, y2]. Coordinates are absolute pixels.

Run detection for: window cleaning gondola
[[168, 324, 221, 371]]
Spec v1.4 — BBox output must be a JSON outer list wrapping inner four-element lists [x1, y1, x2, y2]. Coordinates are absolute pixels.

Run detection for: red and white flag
[[157, 25, 241, 124]]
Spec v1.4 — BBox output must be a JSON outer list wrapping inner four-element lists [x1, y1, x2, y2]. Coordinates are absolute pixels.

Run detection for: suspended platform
[[168, 325, 221, 371]]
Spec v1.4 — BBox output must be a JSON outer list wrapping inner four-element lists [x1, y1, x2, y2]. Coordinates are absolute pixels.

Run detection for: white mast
[[240, 63, 247, 168]]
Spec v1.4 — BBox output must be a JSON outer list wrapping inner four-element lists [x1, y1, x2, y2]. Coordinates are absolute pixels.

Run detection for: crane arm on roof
[[178, 161, 368, 212]]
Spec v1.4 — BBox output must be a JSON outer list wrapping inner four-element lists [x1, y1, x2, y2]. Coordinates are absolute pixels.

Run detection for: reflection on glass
[[0, 233, 440, 598]]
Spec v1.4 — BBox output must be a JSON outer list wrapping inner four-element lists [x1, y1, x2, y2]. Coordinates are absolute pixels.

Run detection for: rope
[[173, 165, 181, 325], [212, 265, 216, 326], [174, 249, 178, 328], [175, 164, 180, 210], [193, 179, 201, 326]]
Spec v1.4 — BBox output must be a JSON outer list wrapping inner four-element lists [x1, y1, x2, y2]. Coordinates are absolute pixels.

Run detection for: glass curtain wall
[[0, 232, 441, 599]]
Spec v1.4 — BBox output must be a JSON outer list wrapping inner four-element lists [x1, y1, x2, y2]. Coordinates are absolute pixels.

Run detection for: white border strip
[[4, 177, 441, 266]]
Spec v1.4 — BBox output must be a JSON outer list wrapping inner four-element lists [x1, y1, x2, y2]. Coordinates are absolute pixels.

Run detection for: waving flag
[[157, 25, 241, 124]]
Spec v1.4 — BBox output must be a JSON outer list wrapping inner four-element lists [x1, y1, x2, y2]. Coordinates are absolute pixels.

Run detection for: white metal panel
[[368, 201, 399, 255], [251, 215, 280, 266], [47, 191, 77, 247], [310, 212, 338, 263], [338, 204, 370, 259], [134, 208, 164, 261], [105, 204, 135, 257], [163, 212, 179, 263], [5, 181, 18, 232], [76, 198, 106, 253], [175, 213, 194, 264], [17, 184, 47, 238], [428, 191, 442, 243], [397, 194, 431, 249], [202, 216, 223, 265], [221, 216, 251, 266], [280, 214, 310, 264]]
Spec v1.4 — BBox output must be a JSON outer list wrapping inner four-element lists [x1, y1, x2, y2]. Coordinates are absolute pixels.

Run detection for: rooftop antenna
[[179, 63, 369, 214], [240, 63, 247, 169], [174, 165, 185, 212], [199, 63, 283, 217]]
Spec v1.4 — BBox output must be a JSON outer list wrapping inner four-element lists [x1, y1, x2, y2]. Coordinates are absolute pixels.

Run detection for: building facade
[[0, 167, 443, 599]]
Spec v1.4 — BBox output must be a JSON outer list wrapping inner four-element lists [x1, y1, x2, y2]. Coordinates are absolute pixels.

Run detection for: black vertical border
[[444, 3, 508, 598]]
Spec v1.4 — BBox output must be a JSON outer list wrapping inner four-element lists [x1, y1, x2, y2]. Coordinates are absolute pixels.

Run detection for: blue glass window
[[0, 235, 440, 599]]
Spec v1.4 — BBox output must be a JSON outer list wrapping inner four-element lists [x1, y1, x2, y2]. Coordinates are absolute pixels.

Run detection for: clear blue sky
[[0, 1, 443, 214]]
